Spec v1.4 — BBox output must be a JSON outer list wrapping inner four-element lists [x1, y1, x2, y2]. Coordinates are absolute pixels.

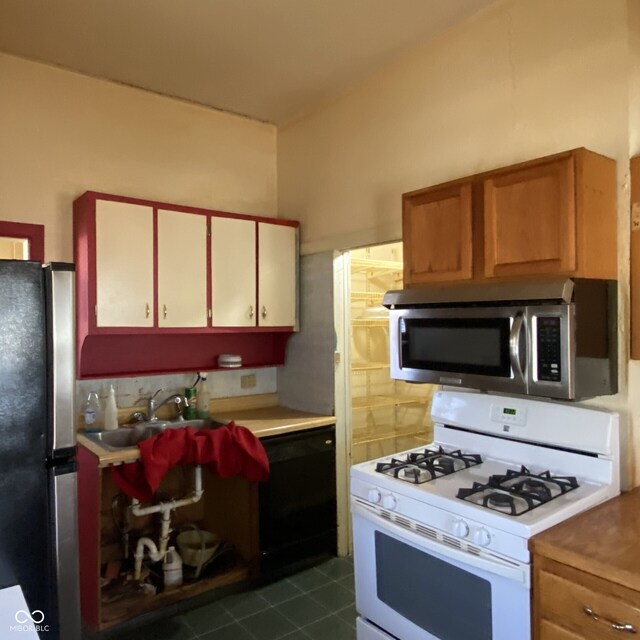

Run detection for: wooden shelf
[[351, 291, 385, 303], [350, 257, 403, 276], [351, 362, 389, 372], [352, 395, 426, 410], [100, 561, 250, 630], [352, 318, 388, 327], [353, 428, 430, 447]]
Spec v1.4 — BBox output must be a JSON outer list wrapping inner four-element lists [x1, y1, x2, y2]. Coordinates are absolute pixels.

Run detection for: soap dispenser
[[104, 385, 119, 431]]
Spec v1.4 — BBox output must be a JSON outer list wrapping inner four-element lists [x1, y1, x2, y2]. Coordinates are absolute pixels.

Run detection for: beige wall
[[0, 53, 277, 263], [278, 0, 638, 481]]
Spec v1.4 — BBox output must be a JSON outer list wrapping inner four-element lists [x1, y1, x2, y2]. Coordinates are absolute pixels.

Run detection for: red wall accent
[[78, 331, 292, 378], [0, 220, 45, 262]]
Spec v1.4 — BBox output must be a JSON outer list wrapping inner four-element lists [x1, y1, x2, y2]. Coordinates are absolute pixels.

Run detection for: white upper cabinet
[[157, 209, 208, 328], [258, 222, 297, 327], [211, 216, 256, 327], [95, 200, 154, 327]]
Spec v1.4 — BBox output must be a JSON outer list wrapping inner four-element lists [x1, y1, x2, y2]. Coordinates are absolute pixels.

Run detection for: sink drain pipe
[[131, 465, 204, 581]]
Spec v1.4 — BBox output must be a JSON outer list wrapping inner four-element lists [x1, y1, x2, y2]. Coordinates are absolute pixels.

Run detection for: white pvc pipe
[[132, 466, 203, 580]]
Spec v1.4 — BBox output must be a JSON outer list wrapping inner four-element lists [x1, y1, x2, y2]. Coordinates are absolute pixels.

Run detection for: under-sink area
[[84, 419, 224, 450]]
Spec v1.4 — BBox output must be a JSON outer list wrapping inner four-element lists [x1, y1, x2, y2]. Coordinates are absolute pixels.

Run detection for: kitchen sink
[[83, 418, 226, 451]]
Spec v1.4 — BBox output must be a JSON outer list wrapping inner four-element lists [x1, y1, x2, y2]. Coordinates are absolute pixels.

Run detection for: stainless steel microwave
[[383, 278, 617, 400]]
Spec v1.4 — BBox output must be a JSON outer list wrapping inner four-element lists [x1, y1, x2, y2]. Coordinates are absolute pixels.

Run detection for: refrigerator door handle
[[52, 467, 81, 640]]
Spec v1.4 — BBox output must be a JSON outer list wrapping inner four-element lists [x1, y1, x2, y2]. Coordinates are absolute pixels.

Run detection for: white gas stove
[[351, 390, 620, 640]]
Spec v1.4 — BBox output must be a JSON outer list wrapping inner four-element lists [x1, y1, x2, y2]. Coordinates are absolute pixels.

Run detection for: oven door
[[352, 501, 531, 640], [389, 306, 528, 394]]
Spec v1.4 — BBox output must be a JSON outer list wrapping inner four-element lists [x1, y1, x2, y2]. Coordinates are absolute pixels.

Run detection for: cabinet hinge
[[94, 304, 97, 319], [208, 308, 212, 318]]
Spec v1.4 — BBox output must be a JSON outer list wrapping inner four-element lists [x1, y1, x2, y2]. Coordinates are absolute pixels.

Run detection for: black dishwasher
[[259, 425, 337, 576]]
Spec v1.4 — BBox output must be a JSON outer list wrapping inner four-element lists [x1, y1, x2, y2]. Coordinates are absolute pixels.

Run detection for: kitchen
[[0, 0, 639, 639]]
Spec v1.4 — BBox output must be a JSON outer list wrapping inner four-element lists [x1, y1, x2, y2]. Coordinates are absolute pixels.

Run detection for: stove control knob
[[382, 494, 397, 510], [367, 488, 382, 504], [473, 528, 491, 547], [453, 519, 470, 538]]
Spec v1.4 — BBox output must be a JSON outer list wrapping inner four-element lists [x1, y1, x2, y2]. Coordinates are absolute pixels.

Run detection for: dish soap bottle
[[104, 385, 119, 431], [83, 392, 102, 432], [184, 387, 198, 420]]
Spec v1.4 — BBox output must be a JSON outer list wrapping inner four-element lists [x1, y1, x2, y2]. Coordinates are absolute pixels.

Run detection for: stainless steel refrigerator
[[0, 261, 80, 639]]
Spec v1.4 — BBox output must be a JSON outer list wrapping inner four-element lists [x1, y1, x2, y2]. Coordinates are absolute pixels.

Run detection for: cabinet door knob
[[249, 305, 254, 319], [261, 306, 267, 319], [163, 304, 168, 319], [145, 303, 150, 319], [583, 606, 637, 634]]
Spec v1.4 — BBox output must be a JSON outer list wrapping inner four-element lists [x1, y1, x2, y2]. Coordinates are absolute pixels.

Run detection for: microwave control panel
[[536, 316, 562, 381]]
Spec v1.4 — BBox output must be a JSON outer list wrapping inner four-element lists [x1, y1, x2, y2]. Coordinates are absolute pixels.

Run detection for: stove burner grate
[[375, 446, 483, 484], [456, 466, 579, 516]]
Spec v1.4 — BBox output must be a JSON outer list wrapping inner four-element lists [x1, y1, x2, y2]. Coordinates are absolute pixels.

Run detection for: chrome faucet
[[148, 389, 187, 422]]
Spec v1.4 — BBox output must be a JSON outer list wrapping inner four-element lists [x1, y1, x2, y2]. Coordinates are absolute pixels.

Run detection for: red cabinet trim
[[74, 191, 296, 378], [0, 220, 45, 262]]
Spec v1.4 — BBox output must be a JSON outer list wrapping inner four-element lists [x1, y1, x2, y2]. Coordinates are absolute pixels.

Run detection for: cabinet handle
[[583, 606, 637, 634], [145, 303, 150, 319], [163, 304, 168, 320], [249, 305, 254, 319], [261, 306, 267, 319]]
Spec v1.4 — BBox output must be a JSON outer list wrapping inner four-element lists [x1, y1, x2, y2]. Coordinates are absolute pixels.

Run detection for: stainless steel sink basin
[[83, 418, 225, 451]]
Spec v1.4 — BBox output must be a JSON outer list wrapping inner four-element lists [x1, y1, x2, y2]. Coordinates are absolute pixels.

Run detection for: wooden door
[[211, 216, 256, 327], [95, 200, 154, 327], [402, 181, 473, 285], [484, 155, 576, 278], [157, 209, 208, 328], [258, 222, 297, 327]]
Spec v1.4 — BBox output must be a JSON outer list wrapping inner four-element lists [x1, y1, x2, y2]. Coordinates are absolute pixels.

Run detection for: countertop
[[530, 487, 640, 592], [77, 401, 335, 468]]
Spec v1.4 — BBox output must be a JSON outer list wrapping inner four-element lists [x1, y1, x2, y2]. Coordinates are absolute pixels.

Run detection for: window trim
[[0, 221, 45, 262]]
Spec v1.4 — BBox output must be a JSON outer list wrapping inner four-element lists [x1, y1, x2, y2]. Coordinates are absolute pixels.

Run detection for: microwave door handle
[[509, 313, 526, 378]]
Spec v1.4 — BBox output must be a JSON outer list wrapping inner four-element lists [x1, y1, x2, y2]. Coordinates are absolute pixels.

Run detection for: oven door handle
[[353, 501, 530, 587], [509, 312, 526, 379]]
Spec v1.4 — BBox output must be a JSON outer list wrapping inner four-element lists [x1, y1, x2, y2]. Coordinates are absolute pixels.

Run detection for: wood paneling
[[631, 156, 640, 359]]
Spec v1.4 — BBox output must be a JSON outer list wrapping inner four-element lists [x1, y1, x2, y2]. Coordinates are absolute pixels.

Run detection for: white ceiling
[[0, 0, 494, 125]]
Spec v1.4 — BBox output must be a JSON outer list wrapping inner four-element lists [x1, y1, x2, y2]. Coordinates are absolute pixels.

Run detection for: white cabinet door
[[258, 222, 297, 327], [211, 216, 256, 326], [95, 200, 154, 327], [157, 209, 208, 328]]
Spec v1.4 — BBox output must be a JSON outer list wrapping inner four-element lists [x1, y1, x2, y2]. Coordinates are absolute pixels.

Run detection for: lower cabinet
[[533, 556, 640, 640], [77, 447, 259, 632]]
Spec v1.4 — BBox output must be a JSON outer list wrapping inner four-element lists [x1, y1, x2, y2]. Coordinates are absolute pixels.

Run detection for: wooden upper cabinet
[[631, 156, 640, 359], [157, 209, 208, 328], [484, 156, 576, 277], [403, 181, 473, 285], [95, 200, 154, 327], [402, 148, 617, 287]]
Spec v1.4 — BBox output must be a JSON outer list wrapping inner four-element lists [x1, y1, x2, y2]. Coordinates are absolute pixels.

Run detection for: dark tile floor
[[113, 557, 356, 640]]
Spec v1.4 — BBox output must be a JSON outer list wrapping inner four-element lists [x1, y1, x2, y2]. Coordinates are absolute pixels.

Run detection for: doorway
[[333, 241, 437, 554]]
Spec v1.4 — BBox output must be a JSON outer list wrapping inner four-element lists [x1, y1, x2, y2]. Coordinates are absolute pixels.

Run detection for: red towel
[[111, 422, 270, 501]]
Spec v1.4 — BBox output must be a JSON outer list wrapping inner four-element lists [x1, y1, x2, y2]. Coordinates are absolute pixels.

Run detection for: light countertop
[[77, 402, 335, 468]]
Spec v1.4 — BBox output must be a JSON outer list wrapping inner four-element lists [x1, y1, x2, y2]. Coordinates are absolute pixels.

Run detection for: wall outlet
[[241, 374, 256, 389]]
